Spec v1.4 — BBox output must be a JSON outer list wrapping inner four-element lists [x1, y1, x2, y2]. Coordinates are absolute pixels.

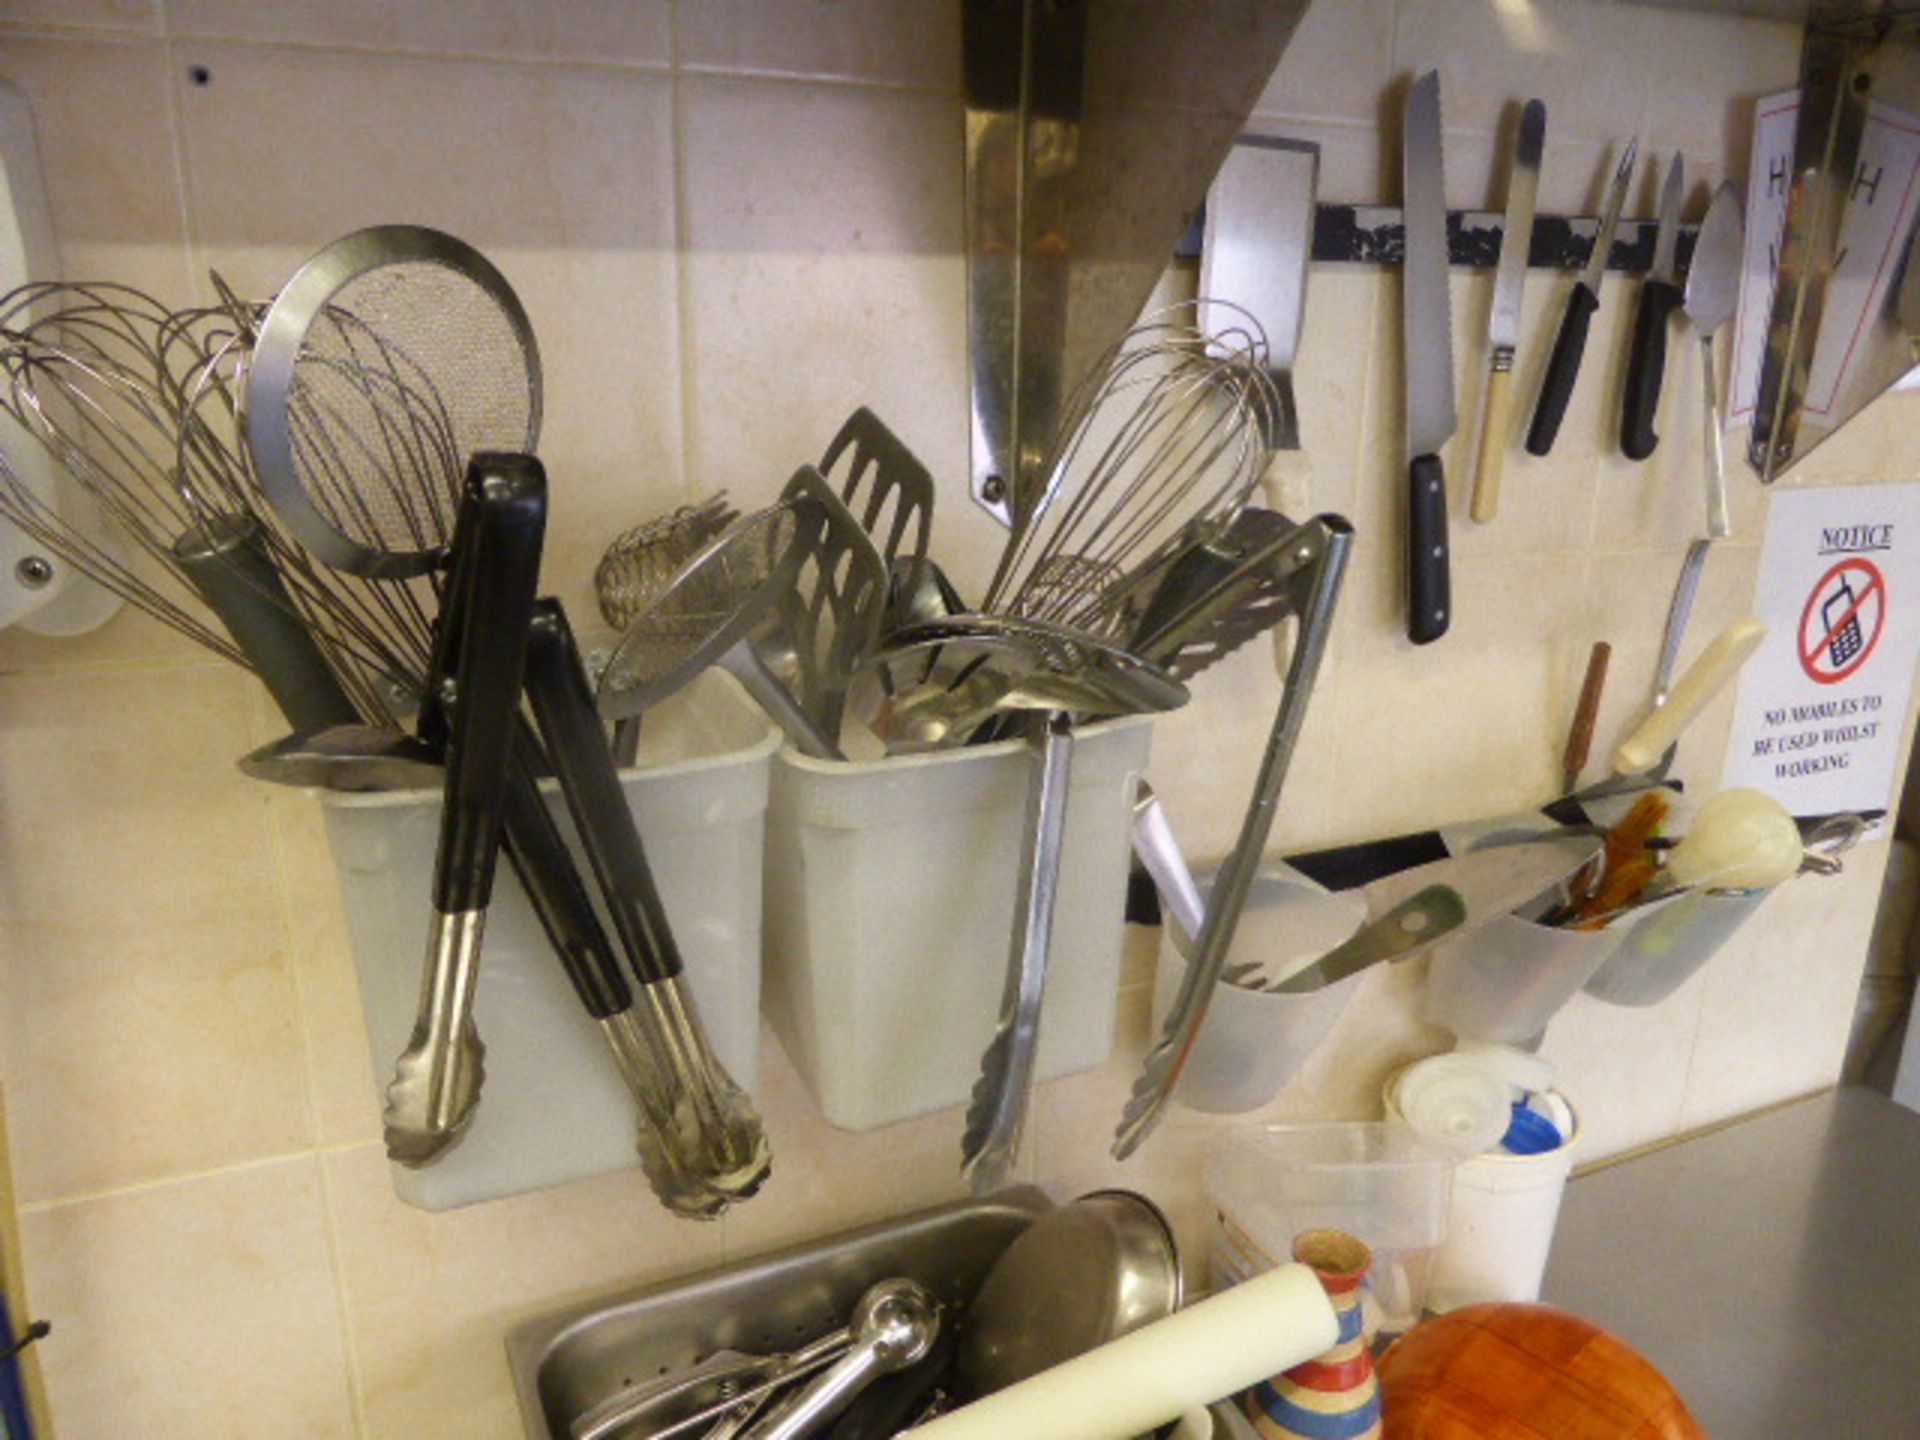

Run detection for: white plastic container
[[763, 715, 1153, 1130], [1422, 1093, 1580, 1311], [1149, 870, 1365, 1113], [1205, 1123, 1453, 1335], [321, 671, 778, 1210]]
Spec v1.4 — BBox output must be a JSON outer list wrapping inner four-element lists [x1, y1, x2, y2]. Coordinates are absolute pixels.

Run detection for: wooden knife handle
[[1471, 359, 1514, 524], [1562, 640, 1612, 788], [1527, 281, 1598, 456], [1406, 452, 1451, 645]]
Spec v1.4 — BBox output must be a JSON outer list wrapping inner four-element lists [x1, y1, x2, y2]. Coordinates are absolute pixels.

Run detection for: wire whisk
[[982, 299, 1281, 638]]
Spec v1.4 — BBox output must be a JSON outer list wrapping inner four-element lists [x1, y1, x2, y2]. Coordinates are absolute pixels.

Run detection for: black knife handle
[[1406, 452, 1450, 645], [500, 727, 632, 1020], [1620, 278, 1683, 460], [1526, 281, 1599, 456]]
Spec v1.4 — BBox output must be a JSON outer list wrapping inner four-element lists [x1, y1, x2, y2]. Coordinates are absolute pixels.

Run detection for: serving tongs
[[1113, 509, 1351, 1159], [523, 598, 771, 1213], [382, 455, 546, 1165]]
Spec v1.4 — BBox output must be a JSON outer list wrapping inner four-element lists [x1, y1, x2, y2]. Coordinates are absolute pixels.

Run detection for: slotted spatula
[[777, 464, 890, 739], [820, 407, 935, 613]]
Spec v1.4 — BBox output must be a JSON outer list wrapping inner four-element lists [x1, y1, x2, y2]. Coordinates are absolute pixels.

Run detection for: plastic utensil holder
[[1581, 887, 1769, 1007], [763, 715, 1153, 1130], [321, 672, 778, 1210]]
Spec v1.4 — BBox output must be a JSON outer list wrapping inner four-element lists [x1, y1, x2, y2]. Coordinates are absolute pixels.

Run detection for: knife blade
[[1526, 138, 1638, 456], [1684, 181, 1744, 537], [1402, 69, 1456, 645], [1200, 137, 1321, 451], [1471, 98, 1545, 525], [1621, 153, 1686, 460], [1252, 834, 1602, 994]]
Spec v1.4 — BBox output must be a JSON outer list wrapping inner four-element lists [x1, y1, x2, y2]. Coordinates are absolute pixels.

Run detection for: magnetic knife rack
[[1181, 207, 1701, 274]]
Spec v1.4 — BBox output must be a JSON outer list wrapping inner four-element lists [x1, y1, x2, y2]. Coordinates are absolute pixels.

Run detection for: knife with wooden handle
[[1528, 139, 1638, 456], [1614, 615, 1766, 773], [1563, 639, 1612, 793], [1472, 99, 1544, 524], [1402, 70, 1456, 645]]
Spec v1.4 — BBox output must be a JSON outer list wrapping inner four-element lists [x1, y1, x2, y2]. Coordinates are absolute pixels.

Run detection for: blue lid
[[1502, 1102, 1563, 1155]]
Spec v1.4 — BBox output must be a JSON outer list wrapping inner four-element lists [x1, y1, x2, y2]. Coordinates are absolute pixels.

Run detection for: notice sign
[[1723, 483, 1920, 827]]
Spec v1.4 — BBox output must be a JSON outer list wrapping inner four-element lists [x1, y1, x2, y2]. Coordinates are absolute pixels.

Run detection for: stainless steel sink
[[506, 1188, 1052, 1439]]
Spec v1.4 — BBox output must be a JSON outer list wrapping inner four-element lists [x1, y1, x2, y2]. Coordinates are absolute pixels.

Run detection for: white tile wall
[[1, 2, 1914, 1436]]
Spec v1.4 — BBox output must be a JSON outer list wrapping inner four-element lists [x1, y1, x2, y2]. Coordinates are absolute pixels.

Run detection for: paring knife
[[1402, 70, 1456, 646], [1471, 99, 1545, 524], [1527, 139, 1639, 456], [1200, 137, 1320, 451], [1621, 153, 1686, 460], [1684, 181, 1745, 537]]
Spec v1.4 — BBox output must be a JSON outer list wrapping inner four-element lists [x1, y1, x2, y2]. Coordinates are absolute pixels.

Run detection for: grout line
[[0, 650, 234, 682], [157, 32, 207, 301], [16, 1144, 327, 1214], [667, 24, 700, 507], [313, 1146, 375, 1439]]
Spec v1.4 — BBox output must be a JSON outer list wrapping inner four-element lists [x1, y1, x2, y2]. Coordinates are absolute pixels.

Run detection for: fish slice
[[820, 407, 935, 618]]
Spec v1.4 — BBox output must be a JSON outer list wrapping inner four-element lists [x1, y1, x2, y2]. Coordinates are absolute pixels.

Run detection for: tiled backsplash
[[1, 2, 1914, 1436]]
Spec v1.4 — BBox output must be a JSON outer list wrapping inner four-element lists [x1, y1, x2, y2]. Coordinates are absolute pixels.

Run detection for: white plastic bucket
[[762, 715, 1152, 1130], [321, 671, 777, 1210], [1421, 1093, 1580, 1310]]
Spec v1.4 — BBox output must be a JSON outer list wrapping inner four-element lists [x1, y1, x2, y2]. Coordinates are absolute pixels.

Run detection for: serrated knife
[[1527, 138, 1638, 455], [1402, 69, 1455, 645], [1621, 153, 1686, 460], [1470, 99, 1544, 524]]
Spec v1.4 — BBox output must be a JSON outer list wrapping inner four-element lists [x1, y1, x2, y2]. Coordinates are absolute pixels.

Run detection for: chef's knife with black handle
[[1621, 154, 1686, 460], [1402, 69, 1456, 646], [1527, 139, 1639, 456]]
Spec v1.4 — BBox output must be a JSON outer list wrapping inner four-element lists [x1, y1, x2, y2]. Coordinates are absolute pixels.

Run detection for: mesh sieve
[[246, 227, 540, 579]]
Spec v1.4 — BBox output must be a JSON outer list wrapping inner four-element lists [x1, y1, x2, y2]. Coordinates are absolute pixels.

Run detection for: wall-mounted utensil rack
[[1180, 207, 1701, 274]]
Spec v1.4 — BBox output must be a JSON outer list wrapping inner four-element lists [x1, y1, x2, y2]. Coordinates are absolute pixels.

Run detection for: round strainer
[[245, 225, 541, 579]]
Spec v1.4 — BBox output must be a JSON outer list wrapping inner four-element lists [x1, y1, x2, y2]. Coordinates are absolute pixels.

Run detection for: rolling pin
[[903, 1262, 1337, 1440]]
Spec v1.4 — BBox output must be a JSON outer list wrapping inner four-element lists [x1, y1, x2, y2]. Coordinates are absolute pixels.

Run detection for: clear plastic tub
[[321, 671, 778, 1210], [1582, 887, 1769, 1006], [1205, 1122, 1453, 1335], [1424, 916, 1626, 1045], [762, 715, 1153, 1130], [1150, 870, 1366, 1113]]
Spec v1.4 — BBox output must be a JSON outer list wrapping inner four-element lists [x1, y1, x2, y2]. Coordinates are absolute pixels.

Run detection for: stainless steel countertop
[[1542, 1087, 1920, 1436]]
